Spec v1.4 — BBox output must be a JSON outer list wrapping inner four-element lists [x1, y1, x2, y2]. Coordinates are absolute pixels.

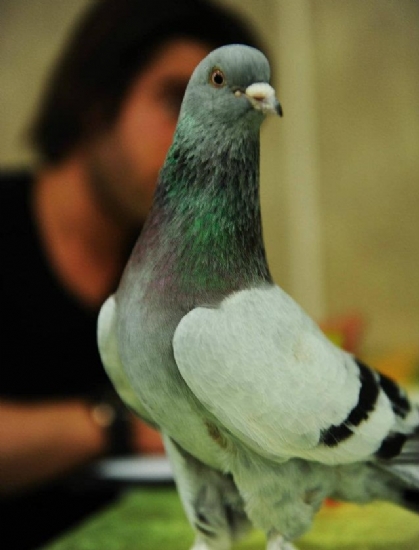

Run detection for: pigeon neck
[[140, 119, 272, 297]]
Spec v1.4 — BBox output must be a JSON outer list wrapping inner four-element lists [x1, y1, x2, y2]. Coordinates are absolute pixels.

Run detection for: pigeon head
[[178, 44, 282, 130], [139, 45, 280, 297]]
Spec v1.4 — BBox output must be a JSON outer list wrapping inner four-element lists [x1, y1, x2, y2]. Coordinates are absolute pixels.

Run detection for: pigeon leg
[[266, 532, 298, 550], [230, 453, 325, 546], [163, 436, 250, 550]]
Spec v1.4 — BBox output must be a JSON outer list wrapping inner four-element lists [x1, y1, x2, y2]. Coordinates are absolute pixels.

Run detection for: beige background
[[1, 0, 419, 357]]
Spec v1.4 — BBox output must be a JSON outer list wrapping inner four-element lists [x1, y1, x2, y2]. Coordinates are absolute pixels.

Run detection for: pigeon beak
[[244, 83, 283, 117]]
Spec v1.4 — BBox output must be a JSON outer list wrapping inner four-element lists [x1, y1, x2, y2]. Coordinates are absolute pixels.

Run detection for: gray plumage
[[98, 44, 419, 550]]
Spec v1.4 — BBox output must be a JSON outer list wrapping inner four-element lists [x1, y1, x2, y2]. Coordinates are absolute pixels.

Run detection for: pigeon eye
[[210, 69, 225, 88]]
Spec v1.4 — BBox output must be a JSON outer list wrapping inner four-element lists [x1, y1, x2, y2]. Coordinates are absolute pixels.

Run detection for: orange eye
[[210, 69, 225, 88]]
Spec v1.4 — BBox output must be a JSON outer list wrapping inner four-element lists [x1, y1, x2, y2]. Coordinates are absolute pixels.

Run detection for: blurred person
[[0, 0, 260, 547]]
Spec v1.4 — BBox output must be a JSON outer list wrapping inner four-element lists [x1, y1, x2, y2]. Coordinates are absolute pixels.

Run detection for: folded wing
[[173, 285, 418, 466]]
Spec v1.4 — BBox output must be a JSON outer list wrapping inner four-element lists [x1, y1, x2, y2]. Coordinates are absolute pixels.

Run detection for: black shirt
[[0, 170, 107, 399], [0, 170, 125, 549]]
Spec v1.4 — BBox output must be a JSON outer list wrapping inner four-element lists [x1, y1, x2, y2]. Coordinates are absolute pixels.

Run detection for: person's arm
[[130, 414, 165, 454], [0, 398, 165, 496], [0, 399, 107, 495]]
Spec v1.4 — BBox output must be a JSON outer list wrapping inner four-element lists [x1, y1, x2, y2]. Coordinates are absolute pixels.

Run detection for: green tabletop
[[45, 487, 419, 550]]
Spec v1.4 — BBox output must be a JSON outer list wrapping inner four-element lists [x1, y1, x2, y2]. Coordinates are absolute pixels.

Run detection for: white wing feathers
[[173, 285, 400, 465], [97, 295, 152, 420]]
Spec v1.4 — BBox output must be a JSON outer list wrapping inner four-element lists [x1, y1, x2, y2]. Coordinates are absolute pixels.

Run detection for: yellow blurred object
[[321, 313, 365, 354], [371, 348, 419, 384], [321, 313, 419, 385]]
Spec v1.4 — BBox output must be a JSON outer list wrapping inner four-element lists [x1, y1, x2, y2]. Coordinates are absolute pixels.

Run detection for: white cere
[[245, 82, 275, 101]]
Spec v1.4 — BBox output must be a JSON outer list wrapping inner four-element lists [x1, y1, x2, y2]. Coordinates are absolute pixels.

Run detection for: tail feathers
[[382, 463, 419, 488], [394, 421, 419, 462], [377, 458, 419, 514], [376, 431, 419, 514]]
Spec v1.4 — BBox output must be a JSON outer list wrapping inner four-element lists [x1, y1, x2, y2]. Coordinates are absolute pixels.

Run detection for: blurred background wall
[[1, 0, 419, 360]]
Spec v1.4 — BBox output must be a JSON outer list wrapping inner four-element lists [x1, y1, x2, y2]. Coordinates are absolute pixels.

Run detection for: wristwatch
[[90, 391, 133, 456]]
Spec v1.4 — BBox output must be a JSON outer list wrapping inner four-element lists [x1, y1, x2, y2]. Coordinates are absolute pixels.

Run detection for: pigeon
[[98, 44, 419, 550]]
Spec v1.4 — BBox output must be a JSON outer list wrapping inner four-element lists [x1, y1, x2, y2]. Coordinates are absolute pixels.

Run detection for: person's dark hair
[[30, 0, 261, 164]]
